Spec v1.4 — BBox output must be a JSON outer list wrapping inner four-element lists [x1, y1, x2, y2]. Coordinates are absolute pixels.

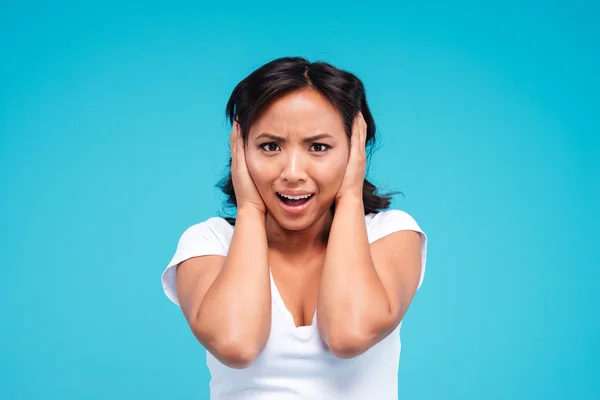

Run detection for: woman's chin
[[267, 211, 312, 231]]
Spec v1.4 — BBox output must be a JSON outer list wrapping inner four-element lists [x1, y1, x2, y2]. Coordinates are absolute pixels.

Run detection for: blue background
[[1, 1, 598, 399]]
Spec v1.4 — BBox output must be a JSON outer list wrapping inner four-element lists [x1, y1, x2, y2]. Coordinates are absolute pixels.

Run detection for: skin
[[175, 88, 423, 368], [245, 88, 348, 243]]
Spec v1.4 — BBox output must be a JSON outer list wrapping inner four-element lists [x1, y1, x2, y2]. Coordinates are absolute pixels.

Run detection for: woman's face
[[245, 88, 349, 231]]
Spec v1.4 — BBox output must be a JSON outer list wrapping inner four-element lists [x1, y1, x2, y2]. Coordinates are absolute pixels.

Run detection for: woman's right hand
[[230, 122, 266, 214]]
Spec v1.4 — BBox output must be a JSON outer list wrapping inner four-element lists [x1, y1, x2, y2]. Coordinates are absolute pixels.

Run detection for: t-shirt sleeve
[[367, 209, 428, 290], [161, 217, 231, 306]]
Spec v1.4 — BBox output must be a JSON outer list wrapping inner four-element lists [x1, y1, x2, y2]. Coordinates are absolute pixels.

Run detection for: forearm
[[318, 197, 392, 355], [197, 207, 271, 354]]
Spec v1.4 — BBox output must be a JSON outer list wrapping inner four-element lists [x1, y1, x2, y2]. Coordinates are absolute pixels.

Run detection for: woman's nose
[[280, 151, 307, 183]]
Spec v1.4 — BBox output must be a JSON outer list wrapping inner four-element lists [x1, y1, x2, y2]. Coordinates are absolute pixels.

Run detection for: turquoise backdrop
[[1, 1, 598, 399]]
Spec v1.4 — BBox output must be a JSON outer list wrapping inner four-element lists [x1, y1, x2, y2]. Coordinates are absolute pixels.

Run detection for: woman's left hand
[[335, 112, 367, 204]]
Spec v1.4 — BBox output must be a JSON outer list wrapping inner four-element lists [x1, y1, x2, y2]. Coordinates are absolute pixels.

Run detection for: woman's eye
[[311, 143, 329, 152], [260, 143, 280, 152]]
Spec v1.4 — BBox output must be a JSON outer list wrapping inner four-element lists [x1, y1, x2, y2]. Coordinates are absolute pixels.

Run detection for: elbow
[[215, 341, 261, 369], [325, 317, 396, 359], [323, 307, 400, 359], [191, 325, 262, 369], [326, 331, 370, 359]]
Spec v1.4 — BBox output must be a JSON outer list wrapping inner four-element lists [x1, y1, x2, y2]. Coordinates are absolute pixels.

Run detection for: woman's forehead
[[250, 90, 344, 137]]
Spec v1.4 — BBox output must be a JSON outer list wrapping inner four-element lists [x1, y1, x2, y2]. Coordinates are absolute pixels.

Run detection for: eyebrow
[[255, 132, 336, 142]]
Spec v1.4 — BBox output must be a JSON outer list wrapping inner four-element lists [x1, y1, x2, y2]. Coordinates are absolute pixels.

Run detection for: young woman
[[161, 57, 428, 399]]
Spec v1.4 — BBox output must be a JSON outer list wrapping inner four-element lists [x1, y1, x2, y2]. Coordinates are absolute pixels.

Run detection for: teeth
[[278, 193, 313, 200]]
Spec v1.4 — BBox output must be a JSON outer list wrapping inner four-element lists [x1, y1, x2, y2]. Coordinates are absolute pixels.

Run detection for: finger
[[235, 123, 245, 163], [357, 113, 366, 152], [359, 113, 367, 152], [351, 112, 365, 158], [349, 113, 358, 150]]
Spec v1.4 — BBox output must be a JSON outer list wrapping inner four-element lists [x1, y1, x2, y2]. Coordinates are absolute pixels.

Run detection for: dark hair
[[217, 57, 397, 224]]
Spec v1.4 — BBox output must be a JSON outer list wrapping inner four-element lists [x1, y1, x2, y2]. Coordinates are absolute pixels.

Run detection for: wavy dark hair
[[217, 57, 397, 224]]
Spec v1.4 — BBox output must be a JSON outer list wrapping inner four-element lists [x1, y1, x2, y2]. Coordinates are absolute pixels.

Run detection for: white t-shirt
[[161, 209, 428, 400]]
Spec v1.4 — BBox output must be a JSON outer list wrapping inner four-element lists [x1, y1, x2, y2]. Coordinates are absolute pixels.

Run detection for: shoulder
[[174, 216, 234, 252], [365, 209, 426, 244], [181, 216, 233, 238], [366, 209, 428, 290], [162, 216, 233, 305]]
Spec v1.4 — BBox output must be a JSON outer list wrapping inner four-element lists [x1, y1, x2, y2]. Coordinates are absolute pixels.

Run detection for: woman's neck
[[265, 210, 333, 255]]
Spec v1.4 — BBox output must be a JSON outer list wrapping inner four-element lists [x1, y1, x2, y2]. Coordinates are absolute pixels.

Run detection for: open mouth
[[276, 192, 314, 208]]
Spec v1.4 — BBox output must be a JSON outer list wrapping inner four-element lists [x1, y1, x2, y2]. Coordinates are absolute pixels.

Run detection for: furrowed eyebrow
[[254, 132, 336, 142], [303, 133, 335, 142], [255, 133, 285, 141]]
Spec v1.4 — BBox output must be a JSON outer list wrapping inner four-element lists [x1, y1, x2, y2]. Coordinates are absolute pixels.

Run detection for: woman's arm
[[317, 198, 422, 359], [176, 206, 271, 369]]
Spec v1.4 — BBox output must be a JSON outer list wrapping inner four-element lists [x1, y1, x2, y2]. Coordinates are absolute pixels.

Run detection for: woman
[[161, 57, 428, 399]]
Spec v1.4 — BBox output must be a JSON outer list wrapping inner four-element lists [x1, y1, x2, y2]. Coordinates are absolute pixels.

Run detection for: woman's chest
[[268, 251, 324, 328], [251, 300, 339, 376]]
